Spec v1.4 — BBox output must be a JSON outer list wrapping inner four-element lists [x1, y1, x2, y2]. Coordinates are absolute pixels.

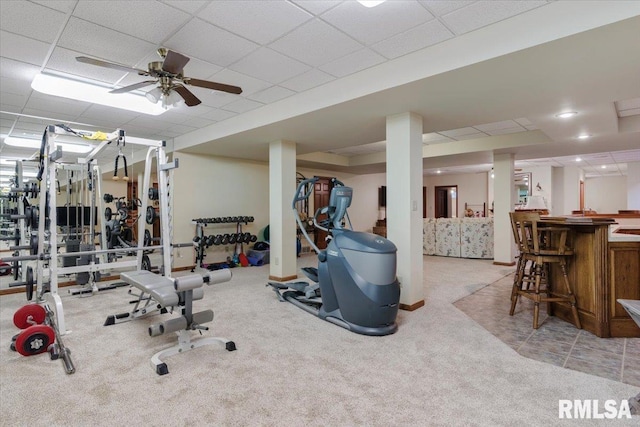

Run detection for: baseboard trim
[[400, 299, 425, 311], [493, 261, 516, 266], [268, 274, 298, 282]]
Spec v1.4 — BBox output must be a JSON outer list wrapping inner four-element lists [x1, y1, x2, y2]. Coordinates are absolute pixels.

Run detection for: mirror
[[514, 172, 532, 207]]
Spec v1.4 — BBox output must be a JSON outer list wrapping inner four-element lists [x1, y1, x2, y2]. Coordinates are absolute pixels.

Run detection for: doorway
[[434, 185, 458, 218], [313, 177, 333, 249]]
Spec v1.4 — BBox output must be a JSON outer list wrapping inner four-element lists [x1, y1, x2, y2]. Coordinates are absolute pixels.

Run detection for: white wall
[[585, 175, 627, 213], [343, 172, 386, 233]]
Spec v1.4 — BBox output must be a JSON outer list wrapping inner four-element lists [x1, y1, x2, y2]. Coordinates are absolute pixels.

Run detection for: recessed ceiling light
[[601, 165, 606, 169], [577, 134, 591, 140], [357, 0, 386, 7], [556, 111, 578, 119], [576, 157, 582, 162], [436, 170, 441, 174]]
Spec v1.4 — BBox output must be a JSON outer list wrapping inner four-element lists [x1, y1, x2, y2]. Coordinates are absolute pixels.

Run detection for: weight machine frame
[[34, 125, 177, 335]]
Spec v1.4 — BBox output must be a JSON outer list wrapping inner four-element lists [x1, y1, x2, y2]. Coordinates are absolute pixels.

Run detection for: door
[[435, 185, 457, 218], [313, 177, 333, 250]]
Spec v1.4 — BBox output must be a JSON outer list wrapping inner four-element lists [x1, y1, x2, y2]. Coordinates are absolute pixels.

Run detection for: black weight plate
[[29, 234, 38, 256], [13, 250, 19, 280], [26, 266, 34, 301], [144, 229, 151, 247], [141, 254, 151, 271], [145, 206, 156, 225], [104, 207, 112, 221]]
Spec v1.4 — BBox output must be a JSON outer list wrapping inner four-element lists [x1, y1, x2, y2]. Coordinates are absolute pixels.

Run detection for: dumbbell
[[205, 236, 216, 247], [11, 304, 54, 356]]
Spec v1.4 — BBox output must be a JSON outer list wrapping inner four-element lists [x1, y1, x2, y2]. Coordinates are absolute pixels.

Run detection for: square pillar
[[627, 161, 640, 210], [269, 140, 297, 281], [386, 112, 424, 310], [493, 153, 516, 265]]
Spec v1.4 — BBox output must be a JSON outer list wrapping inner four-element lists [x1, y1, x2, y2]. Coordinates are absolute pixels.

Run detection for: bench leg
[[150, 329, 236, 375]]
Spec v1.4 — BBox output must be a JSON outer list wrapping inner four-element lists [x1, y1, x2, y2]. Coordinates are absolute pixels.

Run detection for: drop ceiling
[[1, 0, 639, 182]]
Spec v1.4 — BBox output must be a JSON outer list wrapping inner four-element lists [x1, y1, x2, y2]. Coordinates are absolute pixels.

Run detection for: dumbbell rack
[[191, 216, 257, 268]]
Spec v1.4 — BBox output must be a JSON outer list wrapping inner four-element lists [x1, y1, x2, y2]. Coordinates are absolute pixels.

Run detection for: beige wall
[[585, 175, 627, 213], [423, 172, 489, 218]]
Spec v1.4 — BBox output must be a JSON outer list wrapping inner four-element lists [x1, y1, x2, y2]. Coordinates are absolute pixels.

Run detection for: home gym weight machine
[[0, 125, 176, 336]]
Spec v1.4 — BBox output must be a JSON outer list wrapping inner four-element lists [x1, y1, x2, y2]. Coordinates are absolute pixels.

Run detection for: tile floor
[[454, 274, 640, 387]]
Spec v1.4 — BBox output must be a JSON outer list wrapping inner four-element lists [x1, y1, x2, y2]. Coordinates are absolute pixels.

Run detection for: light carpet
[[1, 255, 638, 426]]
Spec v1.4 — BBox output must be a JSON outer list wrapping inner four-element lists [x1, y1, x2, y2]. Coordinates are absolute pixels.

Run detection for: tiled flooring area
[[454, 274, 640, 387]]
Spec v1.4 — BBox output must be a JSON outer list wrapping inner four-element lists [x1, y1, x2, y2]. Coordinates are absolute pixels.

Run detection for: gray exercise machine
[[267, 177, 400, 336], [617, 299, 640, 415]]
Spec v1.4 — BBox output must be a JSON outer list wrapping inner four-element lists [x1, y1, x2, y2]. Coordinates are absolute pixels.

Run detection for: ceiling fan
[[76, 48, 242, 107]]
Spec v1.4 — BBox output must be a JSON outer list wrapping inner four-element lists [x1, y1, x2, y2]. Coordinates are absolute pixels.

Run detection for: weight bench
[[106, 269, 236, 375]]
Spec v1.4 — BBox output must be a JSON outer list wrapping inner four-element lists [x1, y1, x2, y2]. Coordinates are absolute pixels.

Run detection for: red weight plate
[[13, 304, 46, 329], [15, 325, 55, 356]]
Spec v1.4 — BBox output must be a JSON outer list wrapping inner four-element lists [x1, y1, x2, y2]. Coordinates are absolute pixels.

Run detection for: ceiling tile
[[486, 127, 526, 136], [195, 90, 238, 108], [612, 150, 640, 162], [441, 1, 547, 35], [372, 19, 453, 59], [0, 1, 67, 43], [321, 1, 434, 45], [208, 68, 272, 97], [165, 18, 259, 67], [0, 58, 41, 81], [290, 0, 342, 16], [77, 105, 143, 128], [1, 76, 34, 96], [26, 93, 92, 117], [31, 1, 77, 13], [72, 1, 190, 44], [222, 98, 264, 114], [615, 97, 640, 111], [439, 127, 479, 137], [269, 19, 363, 67], [162, 0, 208, 14], [181, 116, 216, 129], [319, 48, 385, 78], [0, 31, 50, 66], [199, 108, 237, 122], [455, 132, 488, 140], [21, 107, 78, 123], [199, 0, 312, 45], [419, 1, 477, 16], [422, 132, 454, 143], [619, 108, 640, 117], [0, 92, 28, 109], [279, 69, 335, 92], [247, 86, 296, 104], [57, 17, 156, 66], [228, 47, 311, 84], [473, 119, 520, 132]]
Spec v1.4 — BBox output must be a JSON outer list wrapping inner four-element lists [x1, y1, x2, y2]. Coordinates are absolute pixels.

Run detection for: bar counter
[[540, 216, 640, 337]]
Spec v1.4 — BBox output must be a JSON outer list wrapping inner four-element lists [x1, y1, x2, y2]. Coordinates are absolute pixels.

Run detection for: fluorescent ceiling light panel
[[4, 136, 93, 153], [31, 73, 166, 116], [358, 1, 386, 7]]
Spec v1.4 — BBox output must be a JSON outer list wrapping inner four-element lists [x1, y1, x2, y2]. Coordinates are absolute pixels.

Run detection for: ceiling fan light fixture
[[145, 87, 162, 104], [32, 73, 166, 116]]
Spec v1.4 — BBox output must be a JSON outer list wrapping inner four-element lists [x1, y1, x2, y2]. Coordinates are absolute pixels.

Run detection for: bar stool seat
[[509, 211, 582, 329]]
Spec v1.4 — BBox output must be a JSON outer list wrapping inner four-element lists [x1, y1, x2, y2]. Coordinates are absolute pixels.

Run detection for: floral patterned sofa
[[423, 217, 494, 259]]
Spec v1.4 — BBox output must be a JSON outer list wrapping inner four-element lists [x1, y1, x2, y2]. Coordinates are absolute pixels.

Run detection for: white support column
[[386, 112, 424, 310], [627, 161, 640, 210], [269, 140, 298, 281], [493, 153, 516, 265]]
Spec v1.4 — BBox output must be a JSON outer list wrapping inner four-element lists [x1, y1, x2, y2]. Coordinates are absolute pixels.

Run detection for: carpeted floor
[[1, 255, 638, 426]]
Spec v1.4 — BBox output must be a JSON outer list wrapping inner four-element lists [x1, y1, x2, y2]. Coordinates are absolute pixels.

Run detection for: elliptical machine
[[267, 177, 400, 336]]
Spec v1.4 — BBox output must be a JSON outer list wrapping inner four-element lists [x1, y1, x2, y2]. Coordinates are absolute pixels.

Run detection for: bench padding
[[120, 270, 179, 306]]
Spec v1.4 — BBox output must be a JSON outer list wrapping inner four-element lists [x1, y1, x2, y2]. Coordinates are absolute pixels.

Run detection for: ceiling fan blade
[[162, 50, 190, 75], [76, 56, 149, 75], [173, 85, 201, 107], [109, 80, 157, 94], [183, 77, 242, 95]]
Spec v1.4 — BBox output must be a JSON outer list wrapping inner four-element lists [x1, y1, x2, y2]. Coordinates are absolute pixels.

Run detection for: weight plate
[[15, 325, 55, 356], [118, 208, 128, 221], [13, 304, 46, 329], [30, 234, 38, 256], [12, 250, 19, 281], [145, 206, 156, 225], [141, 254, 151, 271], [144, 229, 151, 247], [148, 188, 159, 200], [104, 207, 112, 221], [26, 266, 34, 301]]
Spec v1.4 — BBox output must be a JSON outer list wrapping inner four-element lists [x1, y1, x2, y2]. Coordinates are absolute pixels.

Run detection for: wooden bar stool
[[509, 212, 582, 329]]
